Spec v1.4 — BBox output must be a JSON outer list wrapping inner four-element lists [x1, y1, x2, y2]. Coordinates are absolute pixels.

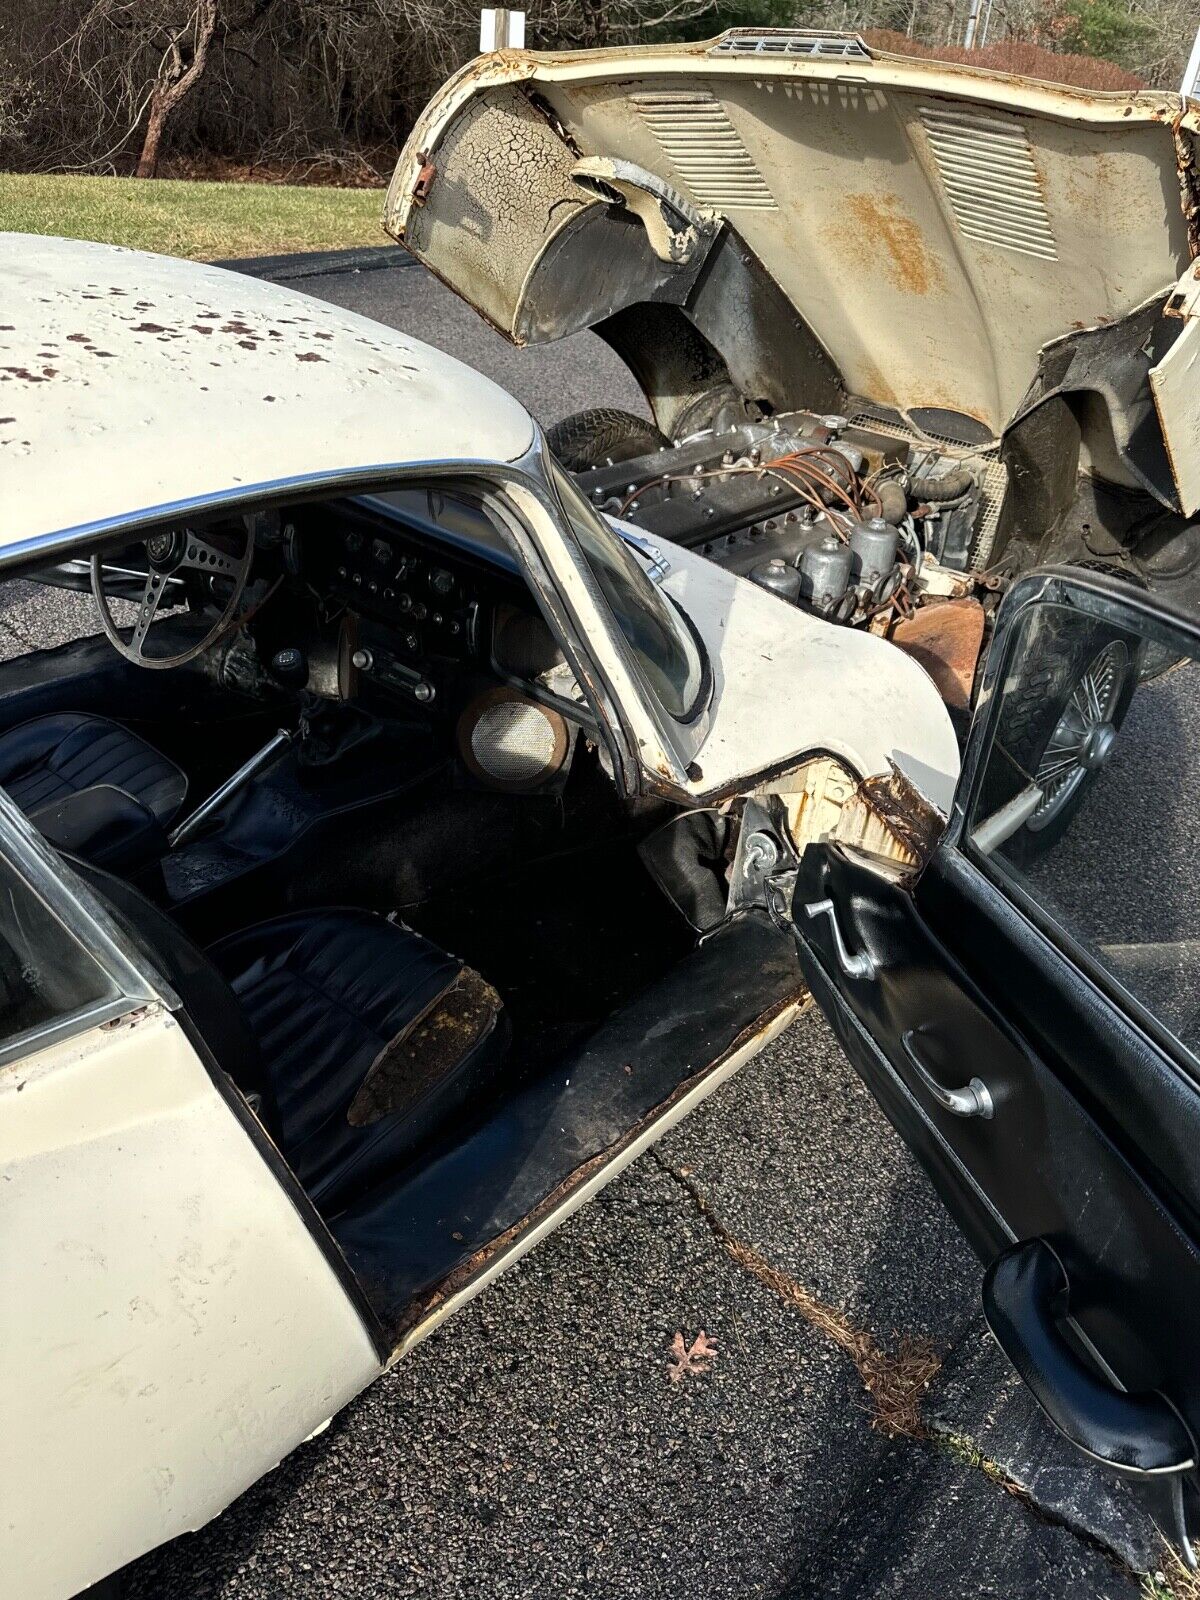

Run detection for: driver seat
[[0, 712, 187, 870]]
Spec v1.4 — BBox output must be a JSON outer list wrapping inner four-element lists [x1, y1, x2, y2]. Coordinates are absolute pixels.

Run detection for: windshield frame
[[544, 454, 711, 727]]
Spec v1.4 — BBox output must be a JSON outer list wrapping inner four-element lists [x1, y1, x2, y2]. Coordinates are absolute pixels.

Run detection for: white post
[[963, 0, 983, 48], [480, 8, 525, 51], [1183, 20, 1200, 101]]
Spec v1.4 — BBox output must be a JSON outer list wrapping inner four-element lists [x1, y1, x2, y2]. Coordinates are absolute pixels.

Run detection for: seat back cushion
[[0, 713, 186, 825], [207, 910, 508, 1210]]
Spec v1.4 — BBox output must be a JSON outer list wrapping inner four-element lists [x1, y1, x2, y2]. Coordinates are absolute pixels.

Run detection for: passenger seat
[[207, 909, 509, 1210]]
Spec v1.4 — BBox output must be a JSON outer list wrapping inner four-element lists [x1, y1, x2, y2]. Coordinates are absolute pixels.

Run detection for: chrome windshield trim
[[510, 430, 714, 771]]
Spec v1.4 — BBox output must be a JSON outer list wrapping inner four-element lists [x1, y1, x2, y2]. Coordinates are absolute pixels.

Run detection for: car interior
[[0, 483, 805, 1347]]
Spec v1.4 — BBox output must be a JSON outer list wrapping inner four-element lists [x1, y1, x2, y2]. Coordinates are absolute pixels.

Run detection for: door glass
[[968, 597, 1200, 1054], [0, 856, 117, 1039]]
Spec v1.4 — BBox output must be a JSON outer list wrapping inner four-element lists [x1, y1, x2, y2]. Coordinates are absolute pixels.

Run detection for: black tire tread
[[545, 409, 669, 473]]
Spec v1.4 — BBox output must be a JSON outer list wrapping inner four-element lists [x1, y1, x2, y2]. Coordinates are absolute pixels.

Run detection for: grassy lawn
[[0, 171, 388, 260]]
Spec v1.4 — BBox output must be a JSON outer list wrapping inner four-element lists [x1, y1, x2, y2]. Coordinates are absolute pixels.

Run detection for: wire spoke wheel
[[1027, 639, 1129, 832]]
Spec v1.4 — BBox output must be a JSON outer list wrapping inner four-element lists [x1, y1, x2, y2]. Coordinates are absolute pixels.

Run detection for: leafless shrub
[[0, 0, 1195, 176]]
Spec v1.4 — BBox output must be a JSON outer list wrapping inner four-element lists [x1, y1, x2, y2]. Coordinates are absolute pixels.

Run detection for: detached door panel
[[793, 571, 1200, 1515]]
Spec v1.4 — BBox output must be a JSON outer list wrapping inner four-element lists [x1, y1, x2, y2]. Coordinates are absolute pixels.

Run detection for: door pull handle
[[803, 898, 876, 980], [902, 1028, 994, 1119]]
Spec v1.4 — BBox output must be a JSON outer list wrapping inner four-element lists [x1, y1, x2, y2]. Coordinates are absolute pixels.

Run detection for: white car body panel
[[659, 536, 960, 811], [386, 38, 1197, 444], [0, 235, 535, 549], [0, 1008, 380, 1600], [0, 231, 968, 1594]]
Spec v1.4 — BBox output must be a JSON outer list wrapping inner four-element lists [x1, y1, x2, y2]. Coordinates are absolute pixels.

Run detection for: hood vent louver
[[920, 106, 1058, 261], [631, 91, 776, 211], [710, 29, 872, 60]]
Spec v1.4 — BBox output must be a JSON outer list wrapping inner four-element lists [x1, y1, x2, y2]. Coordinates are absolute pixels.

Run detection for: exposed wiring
[[614, 445, 883, 531]]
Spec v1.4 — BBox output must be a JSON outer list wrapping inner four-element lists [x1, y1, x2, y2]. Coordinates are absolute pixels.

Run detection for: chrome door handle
[[901, 1029, 994, 1119], [803, 898, 876, 980]]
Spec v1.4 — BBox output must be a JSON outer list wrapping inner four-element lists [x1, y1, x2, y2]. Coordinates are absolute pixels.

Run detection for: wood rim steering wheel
[[91, 524, 255, 670]]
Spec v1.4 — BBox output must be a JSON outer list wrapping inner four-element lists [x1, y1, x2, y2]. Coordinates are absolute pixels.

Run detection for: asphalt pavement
[[19, 249, 1159, 1599]]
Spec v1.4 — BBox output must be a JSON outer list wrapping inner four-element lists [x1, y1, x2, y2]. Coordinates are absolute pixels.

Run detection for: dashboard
[[293, 491, 538, 706]]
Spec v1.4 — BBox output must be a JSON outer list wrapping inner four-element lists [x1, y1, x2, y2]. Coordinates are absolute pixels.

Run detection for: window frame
[[951, 569, 1200, 1088], [0, 786, 175, 1069]]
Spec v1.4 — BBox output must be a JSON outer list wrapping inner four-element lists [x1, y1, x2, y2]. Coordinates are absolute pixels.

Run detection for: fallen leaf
[[667, 1330, 719, 1385]]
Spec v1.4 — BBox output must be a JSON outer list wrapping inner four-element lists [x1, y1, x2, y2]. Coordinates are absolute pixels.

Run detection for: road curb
[[217, 245, 416, 282]]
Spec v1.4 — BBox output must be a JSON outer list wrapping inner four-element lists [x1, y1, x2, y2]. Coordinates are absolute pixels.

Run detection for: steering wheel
[[91, 523, 255, 670]]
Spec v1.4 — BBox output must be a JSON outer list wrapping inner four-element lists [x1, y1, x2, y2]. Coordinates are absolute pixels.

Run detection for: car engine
[[572, 408, 1006, 683]]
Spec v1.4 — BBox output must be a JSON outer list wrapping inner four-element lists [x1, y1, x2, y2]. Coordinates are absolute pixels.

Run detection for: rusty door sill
[[331, 910, 806, 1346]]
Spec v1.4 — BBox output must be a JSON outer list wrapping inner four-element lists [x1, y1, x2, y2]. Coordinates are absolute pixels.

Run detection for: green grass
[[0, 170, 388, 260]]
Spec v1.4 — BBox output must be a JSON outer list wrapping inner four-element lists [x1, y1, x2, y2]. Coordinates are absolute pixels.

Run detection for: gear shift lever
[[168, 728, 293, 848]]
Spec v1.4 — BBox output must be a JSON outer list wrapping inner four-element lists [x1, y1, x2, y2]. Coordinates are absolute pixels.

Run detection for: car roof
[[0, 234, 535, 555]]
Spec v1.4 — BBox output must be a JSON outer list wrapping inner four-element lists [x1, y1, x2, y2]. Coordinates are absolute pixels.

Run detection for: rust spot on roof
[[132, 322, 169, 334], [295, 351, 326, 363]]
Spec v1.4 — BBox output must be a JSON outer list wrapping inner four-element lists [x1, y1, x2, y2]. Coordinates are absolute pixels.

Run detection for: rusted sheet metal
[[410, 152, 437, 205], [891, 597, 986, 712], [0, 236, 536, 547], [399, 988, 804, 1339], [1173, 113, 1200, 260], [836, 760, 949, 871], [390, 37, 1192, 439]]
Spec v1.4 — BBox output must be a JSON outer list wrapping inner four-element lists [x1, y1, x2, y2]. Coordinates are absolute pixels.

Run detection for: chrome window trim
[[0, 786, 177, 1067]]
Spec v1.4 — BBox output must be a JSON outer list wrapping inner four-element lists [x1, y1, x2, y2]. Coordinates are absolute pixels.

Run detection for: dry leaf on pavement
[[667, 1330, 719, 1384]]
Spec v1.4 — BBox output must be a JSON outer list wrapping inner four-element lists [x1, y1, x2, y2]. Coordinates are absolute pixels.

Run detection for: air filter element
[[457, 688, 571, 792]]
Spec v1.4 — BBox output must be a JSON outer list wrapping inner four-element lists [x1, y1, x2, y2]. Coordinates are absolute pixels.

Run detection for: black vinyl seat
[[0, 712, 187, 826], [68, 855, 508, 1215], [206, 909, 509, 1210]]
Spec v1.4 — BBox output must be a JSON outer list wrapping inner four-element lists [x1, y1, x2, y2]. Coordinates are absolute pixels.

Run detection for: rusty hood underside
[[386, 33, 1200, 441]]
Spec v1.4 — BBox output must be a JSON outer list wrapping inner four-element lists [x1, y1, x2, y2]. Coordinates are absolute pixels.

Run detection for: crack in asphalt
[[650, 1150, 1143, 1584], [651, 1151, 940, 1438]]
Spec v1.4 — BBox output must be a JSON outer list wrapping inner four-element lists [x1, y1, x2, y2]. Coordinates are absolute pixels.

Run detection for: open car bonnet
[[386, 32, 1200, 442]]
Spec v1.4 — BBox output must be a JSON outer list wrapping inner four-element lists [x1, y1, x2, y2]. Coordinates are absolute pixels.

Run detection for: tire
[[545, 409, 669, 472], [996, 610, 1139, 863]]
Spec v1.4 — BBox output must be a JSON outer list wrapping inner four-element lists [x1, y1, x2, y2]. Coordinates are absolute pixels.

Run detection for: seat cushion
[[207, 910, 507, 1210], [0, 713, 187, 826]]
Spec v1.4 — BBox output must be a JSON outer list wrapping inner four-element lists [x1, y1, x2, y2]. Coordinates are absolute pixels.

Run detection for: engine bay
[[571, 405, 1006, 708]]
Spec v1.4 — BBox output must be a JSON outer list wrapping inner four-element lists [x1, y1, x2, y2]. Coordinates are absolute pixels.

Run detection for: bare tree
[[136, 0, 218, 176]]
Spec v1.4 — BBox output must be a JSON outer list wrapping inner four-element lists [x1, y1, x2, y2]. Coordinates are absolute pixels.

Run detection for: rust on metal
[[840, 192, 947, 297], [890, 596, 985, 711], [836, 760, 947, 872], [1172, 113, 1200, 260], [411, 153, 438, 205], [396, 989, 808, 1336]]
